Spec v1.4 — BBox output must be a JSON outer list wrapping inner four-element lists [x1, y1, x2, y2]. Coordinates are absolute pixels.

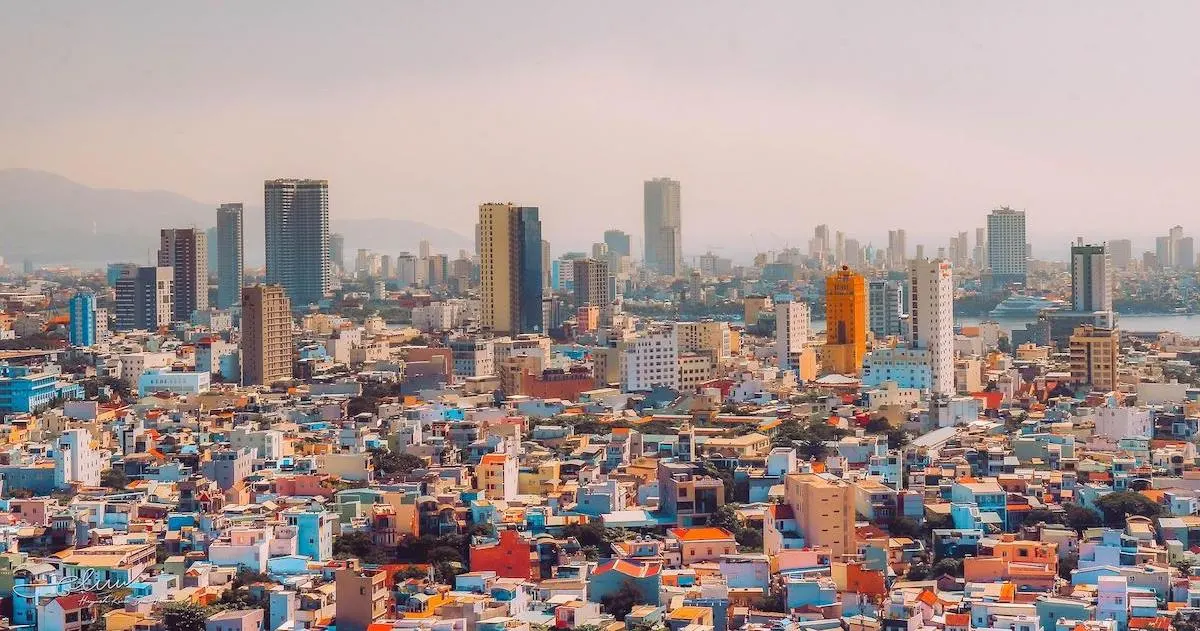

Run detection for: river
[[808, 313, 1200, 337]]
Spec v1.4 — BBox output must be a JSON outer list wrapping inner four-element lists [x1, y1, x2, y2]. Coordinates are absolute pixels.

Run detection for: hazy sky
[[5, 2, 1200, 258]]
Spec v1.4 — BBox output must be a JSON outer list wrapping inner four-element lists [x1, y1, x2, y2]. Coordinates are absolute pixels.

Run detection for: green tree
[[863, 416, 892, 433], [1059, 553, 1079, 580], [905, 561, 930, 581], [885, 429, 910, 449], [1022, 509, 1065, 527], [371, 449, 427, 476], [930, 557, 963, 577], [887, 517, 921, 539], [101, 467, 128, 490], [1094, 491, 1162, 528], [601, 579, 643, 620], [1063, 503, 1103, 534], [162, 603, 208, 631]]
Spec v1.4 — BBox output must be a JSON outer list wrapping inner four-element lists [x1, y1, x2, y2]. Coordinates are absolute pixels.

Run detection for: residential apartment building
[[114, 266, 173, 331], [775, 297, 810, 373], [909, 258, 954, 396], [158, 228, 208, 322], [621, 325, 680, 392], [68, 292, 97, 347], [240, 285, 293, 386], [782, 473, 856, 557], [1070, 324, 1120, 392], [867, 279, 903, 339], [986, 207, 1027, 289]]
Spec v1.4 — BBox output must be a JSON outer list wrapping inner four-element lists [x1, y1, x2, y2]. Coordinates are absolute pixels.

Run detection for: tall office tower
[[974, 227, 987, 266], [541, 240, 552, 291], [643, 177, 682, 276], [479, 203, 544, 335], [1070, 324, 1119, 392], [115, 266, 173, 331], [241, 285, 293, 386], [986, 207, 1028, 288], [1071, 241, 1113, 314], [834, 231, 846, 264], [604, 230, 632, 259], [887, 229, 907, 268], [68, 292, 97, 347], [1108, 239, 1132, 270], [426, 255, 448, 287], [329, 233, 345, 276], [572, 258, 610, 311], [1170, 225, 1185, 267], [215, 203, 244, 310], [264, 178, 330, 306], [396, 253, 417, 287], [158, 229, 207, 322], [915, 245, 925, 261], [949, 232, 969, 269], [1179, 237, 1196, 270], [844, 239, 862, 267], [909, 258, 954, 396], [824, 266, 867, 374], [419, 240, 431, 259], [810, 225, 830, 260], [1155, 236, 1172, 269], [868, 279, 904, 339], [591, 242, 609, 262], [775, 296, 810, 372], [379, 255, 394, 280]]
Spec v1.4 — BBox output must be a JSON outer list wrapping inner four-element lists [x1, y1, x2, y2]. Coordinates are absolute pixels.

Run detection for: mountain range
[[0, 169, 473, 268]]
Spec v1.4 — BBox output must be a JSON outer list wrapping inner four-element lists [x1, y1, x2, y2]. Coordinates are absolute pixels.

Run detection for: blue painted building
[[69, 292, 97, 346], [284, 508, 335, 561], [0, 364, 81, 413], [588, 559, 661, 606]]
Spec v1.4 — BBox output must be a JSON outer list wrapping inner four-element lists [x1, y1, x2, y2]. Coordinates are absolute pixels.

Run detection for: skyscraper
[[479, 203, 544, 335], [1179, 237, 1195, 270], [867, 279, 904, 339], [1070, 241, 1112, 314], [158, 228, 208, 321], [824, 266, 867, 375], [215, 203, 244, 310], [1108, 239, 1132, 270], [329, 233, 346, 276], [909, 258, 954, 396], [241, 285, 293, 386], [643, 177, 682, 277], [1170, 225, 1185, 267], [887, 229, 907, 268], [115, 266, 173, 331], [1070, 324, 1119, 392], [265, 178, 330, 306], [1156, 236, 1172, 269], [68, 292, 97, 347], [775, 296, 810, 373], [572, 258, 610, 312], [604, 230, 632, 259], [986, 207, 1027, 288]]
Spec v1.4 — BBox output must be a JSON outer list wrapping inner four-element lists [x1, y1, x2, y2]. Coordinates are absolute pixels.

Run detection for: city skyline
[[10, 3, 1200, 258]]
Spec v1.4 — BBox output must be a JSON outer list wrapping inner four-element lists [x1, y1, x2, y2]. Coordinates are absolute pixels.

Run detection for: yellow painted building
[[782, 472, 857, 558], [824, 266, 867, 375], [1069, 325, 1119, 391]]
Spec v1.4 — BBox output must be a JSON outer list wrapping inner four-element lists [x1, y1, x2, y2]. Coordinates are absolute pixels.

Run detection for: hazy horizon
[[6, 2, 1200, 260]]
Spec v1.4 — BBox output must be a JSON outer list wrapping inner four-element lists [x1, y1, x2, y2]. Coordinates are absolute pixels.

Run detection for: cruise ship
[[988, 295, 1068, 318]]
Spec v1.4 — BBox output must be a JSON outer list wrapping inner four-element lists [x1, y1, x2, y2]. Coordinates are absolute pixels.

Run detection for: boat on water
[[989, 295, 1068, 318]]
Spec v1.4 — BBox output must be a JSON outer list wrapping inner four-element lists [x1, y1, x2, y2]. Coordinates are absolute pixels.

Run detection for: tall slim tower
[[573, 258, 611, 313], [775, 296, 810, 373], [986, 207, 1027, 289], [824, 266, 867, 374], [158, 228, 208, 321], [241, 285, 294, 386], [867, 279, 904, 339], [329, 233, 346, 276], [215, 203, 244, 310], [1071, 241, 1112, 314], [265, 179, 330, 306], [908, 258, 954, 396], [68, 292, 97, 347], [478, 203, 543, 335], [114, 266, 173, 331], [643, 178, 682, 277]]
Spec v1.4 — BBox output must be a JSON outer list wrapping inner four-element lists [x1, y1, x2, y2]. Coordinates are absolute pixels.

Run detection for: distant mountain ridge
[[0, 169, 473, 267]]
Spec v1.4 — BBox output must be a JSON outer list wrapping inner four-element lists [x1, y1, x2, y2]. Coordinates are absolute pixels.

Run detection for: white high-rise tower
[[908, 258, 954, 396]]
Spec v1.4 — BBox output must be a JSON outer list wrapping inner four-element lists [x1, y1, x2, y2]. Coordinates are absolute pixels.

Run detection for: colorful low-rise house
[[587, 559, 662, 606], [666, 527, 738, 566], [470, 528, 539, 581]]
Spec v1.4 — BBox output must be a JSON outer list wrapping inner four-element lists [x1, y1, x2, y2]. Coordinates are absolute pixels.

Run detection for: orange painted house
[[468, 528, 538, 580]]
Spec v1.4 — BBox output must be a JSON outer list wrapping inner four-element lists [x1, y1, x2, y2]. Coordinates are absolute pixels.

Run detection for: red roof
[[945, 613, 969, 626], [480, 454, 508, 465], [53, 593, 99, 610]]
